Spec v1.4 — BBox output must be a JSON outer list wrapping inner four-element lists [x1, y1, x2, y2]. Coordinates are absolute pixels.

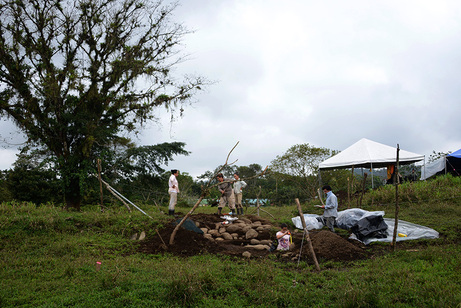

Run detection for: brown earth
[[137, 213, 371, 263]]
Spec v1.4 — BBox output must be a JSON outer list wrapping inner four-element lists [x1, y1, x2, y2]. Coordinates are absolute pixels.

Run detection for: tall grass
[[362, 174, 461, 206], [1, 178, 461, 307]]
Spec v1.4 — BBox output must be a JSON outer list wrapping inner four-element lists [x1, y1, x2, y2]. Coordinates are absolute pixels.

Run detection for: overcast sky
[[1, 0, 461, 178]]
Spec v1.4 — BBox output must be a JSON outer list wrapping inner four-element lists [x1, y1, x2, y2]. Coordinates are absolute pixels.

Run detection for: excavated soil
[[137, 213, 371, 263]]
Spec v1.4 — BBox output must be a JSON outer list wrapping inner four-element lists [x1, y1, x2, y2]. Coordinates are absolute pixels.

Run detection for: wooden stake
[[295, 198, 320, 271], [97, 159, 105, 212], [359, 173, 367, 207], [391, 144, 400, 251], [317, 188, 325, 206]]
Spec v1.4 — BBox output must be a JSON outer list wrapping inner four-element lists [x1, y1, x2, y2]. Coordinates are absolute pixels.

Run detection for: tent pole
[[423, 155, 426, 180], [371, 163, 374, 188], [445, 154, 447, 175]]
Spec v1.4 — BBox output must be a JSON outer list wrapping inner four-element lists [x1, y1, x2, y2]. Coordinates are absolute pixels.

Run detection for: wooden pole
[[347, 177, 351, 209], [256, 186, 261, 216], [359, 173, 367, 207], [391, 144, 400, 251], [97, 159, 105, 212], [295, 198, 320, 271], [169, 195, 205, 245], [350, 166, 355, 207], [317, 188, 325, 206]]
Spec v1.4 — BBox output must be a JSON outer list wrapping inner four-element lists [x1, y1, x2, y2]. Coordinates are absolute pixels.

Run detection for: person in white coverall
[[168, 169, 179, 215]]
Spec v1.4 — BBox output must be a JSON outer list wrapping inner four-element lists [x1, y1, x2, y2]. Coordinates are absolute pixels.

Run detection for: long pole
[[391, 144, 400, 251], [97, 159, 104, 212], [295, 198, 320, 271]]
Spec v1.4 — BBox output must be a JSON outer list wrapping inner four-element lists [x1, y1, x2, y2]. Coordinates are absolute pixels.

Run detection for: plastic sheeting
[[291, 208, 439, 245], [175, 218, 204, 234], [350, 218, 440, 245], [420, 157, 446, 180], [292, 214, 324, 230], [336, 208, 385, 229]]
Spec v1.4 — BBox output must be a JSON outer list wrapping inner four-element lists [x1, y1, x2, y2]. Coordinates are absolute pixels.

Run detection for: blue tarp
[[447, 148, 461, 158]]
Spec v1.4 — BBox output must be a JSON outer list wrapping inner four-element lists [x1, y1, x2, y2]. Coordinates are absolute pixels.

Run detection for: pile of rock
[[199, 217, 274, 251]]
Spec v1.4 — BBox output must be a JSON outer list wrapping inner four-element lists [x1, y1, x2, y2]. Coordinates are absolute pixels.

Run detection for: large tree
[[0, 0, 205, 209], [270, 143, 336, 200]]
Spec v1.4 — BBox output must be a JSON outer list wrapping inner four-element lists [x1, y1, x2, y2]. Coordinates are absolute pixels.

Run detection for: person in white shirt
[[168, 169, 179, 215], [233, 172, 247, 215], [276, 223, 291, 250]]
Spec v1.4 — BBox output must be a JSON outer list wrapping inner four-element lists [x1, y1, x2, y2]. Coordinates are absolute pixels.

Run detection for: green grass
[[1, 176, 461, 307]]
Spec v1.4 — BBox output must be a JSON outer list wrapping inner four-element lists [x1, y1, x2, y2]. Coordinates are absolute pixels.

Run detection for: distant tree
[[6, 149, 62, 204], [0, 0, 206, 209], [428, 151, 451, 163], [97, 141, 190, 204], [0, 170, 13, 202], [271, 143, 336, 200]]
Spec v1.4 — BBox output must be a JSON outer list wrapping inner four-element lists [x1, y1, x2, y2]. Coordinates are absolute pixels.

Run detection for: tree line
[[1, 142, 413, 208]]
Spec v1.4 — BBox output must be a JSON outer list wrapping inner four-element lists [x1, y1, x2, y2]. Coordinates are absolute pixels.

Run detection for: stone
[[240, 218, 252, 224], [208, 230, 219, 237], [251, 221, 262, 227], [203, 234, 213, 240], [259, 240, 272, 245], [245, 244, 270, 250], [226, 224, 242, 233], [130, 233, 138, 240], [222, 232, 233, 240], [219, 227, 226, 234], [245, 228, 259, 239], [138, 231, 146, 241], [200, 228, 208, 234], [250, 239, 260, 245], [242, 226, 252, 233], [242, 251, 252, 258], [215, 237, 224, 241]]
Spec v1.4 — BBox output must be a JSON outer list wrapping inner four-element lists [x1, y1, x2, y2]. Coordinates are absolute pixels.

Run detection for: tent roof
[[447, 148, 461, 159], [319, 138, 424, 170]]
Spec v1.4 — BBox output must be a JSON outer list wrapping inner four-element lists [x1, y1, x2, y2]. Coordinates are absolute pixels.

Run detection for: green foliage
[[0, 0, 206, 209], [1, 192, 461, 307], [362, 174, 461, 206], [270, 143, 337, 202], [428, 150, 451, 163]]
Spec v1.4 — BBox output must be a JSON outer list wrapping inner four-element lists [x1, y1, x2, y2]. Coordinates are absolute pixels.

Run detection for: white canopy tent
[[319, 138, 424, 187]]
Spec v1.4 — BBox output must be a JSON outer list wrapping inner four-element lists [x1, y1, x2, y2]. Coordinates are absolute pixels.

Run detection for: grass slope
[[1, 176, 460, 307]]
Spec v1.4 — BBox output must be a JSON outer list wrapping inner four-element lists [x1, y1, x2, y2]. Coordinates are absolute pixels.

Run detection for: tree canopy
[[270, 143, 336, 199], [0, 0, 206, 209]]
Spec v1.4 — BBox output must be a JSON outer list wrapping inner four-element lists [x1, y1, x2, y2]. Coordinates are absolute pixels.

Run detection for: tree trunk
[[64, 176, 81, 210]]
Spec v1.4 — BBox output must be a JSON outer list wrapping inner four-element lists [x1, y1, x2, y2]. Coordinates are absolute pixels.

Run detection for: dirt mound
[[138, 214, 369, 262], [310, 230, 368, 261]]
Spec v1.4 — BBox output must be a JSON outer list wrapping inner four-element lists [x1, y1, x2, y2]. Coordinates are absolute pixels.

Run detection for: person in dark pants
[[320, 185, 338, 232]]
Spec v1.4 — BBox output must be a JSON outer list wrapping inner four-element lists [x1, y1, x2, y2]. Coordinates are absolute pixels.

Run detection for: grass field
[[1, 176, 460, 307]]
